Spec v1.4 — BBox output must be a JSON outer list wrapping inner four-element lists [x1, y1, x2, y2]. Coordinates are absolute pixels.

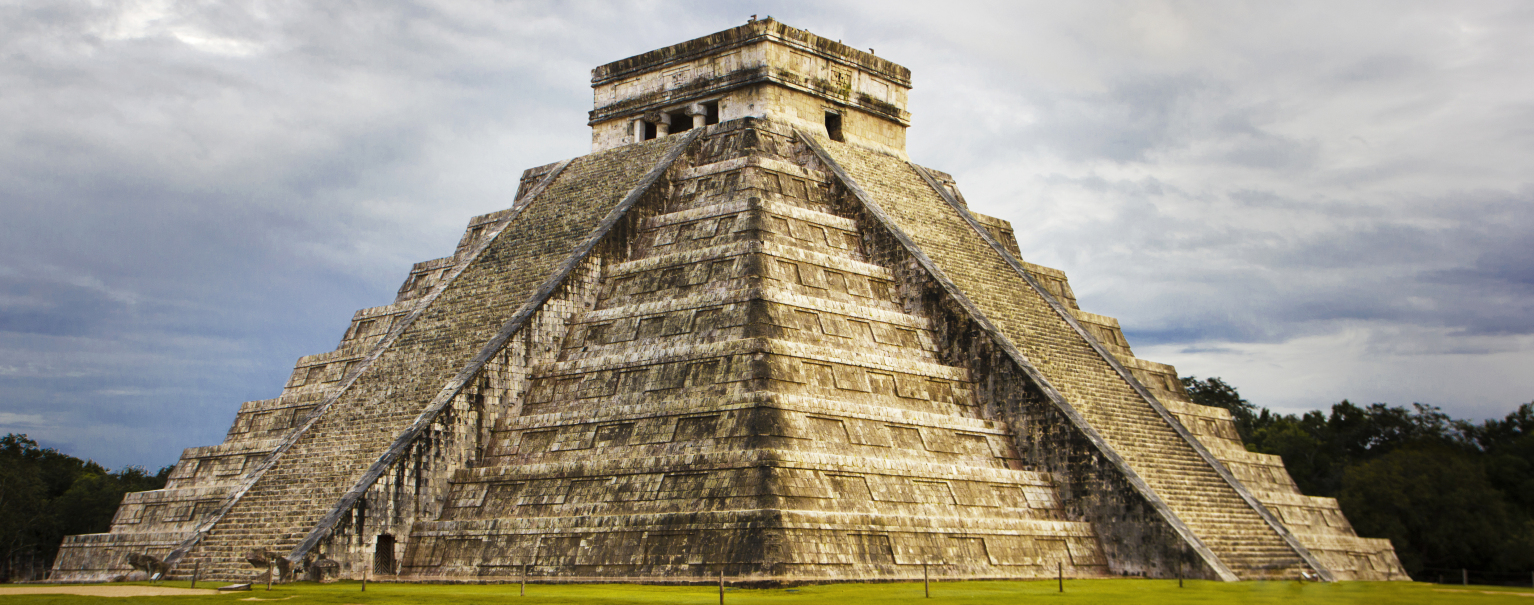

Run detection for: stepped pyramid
[[53, 20, 1405, 584]]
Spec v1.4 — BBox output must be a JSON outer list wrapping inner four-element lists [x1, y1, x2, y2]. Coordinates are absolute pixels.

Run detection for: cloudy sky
[[3, 1, 1531, 469]]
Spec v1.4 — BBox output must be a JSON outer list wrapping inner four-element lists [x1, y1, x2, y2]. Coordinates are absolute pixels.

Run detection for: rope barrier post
[[362, 567, 367, 592], [1463, 568, 1468, 586], [1178, 559, 1183, 588], [719, 568, 724, 605], [191, 561, 199, 589], [266, 566, 273, 591], [1058, 562, 1063, 593], [521, 564, 526, 596], [924, 562, 929, 598]]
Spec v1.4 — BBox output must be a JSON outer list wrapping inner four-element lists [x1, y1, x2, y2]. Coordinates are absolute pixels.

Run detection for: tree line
[[1183, 376, 1534, 580], [0, 434, 169, 582]]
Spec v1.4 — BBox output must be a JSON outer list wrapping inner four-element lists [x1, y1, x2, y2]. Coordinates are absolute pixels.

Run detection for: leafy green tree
[[1179, 378, 1534, 580], [1464, 403, 1534, 518], [1326, 400, 1460, 457], [0, 450, 49, 581], [1340, 446, 1534, 574], [0, 434, 170, 581]]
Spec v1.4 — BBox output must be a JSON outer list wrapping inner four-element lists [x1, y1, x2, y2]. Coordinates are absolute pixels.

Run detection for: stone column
[[631, 119, 645, 142], [685, 103, 708, 129], [648, 112, 671, 137]]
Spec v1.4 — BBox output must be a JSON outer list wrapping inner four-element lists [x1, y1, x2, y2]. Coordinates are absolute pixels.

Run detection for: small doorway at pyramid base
[[373, 534, 397, 576]]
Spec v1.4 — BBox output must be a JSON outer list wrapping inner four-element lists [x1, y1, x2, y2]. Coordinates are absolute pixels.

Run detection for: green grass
[[5, 579, 1533, 604]]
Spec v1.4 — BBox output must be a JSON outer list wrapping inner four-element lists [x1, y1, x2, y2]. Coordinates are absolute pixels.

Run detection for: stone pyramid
[[53, 19, 1405, 584]]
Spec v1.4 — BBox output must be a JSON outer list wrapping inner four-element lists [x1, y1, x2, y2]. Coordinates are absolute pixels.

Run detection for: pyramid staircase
[[158, 135, 694, 581], [806, 132, 1323, 580], [400, 119, 1104, 581]]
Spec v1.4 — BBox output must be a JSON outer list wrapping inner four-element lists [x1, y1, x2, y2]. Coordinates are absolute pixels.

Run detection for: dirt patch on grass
[[0, 585, 223, 597], [1433, 588, 1534, 597]]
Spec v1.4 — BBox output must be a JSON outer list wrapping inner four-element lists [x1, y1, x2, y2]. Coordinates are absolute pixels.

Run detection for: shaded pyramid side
[[927, 168, 1407, 582], [941, 180, 1407, 581], [806, 131, 1336, 580]]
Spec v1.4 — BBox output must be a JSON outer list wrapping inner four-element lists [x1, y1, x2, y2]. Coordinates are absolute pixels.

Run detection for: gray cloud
[[2, 1, 1531, 467]]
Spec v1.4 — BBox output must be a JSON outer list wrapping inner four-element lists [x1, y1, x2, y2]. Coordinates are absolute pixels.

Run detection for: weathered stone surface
[[589, 19, 909, 158], [806, 134, 1324, 580], [391, 119, 1102, 583], [53, 19, 1403, 584]]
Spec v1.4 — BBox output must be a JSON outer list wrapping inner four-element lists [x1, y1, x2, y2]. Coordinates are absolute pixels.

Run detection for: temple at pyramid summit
[[53, 19, 1406, 584]]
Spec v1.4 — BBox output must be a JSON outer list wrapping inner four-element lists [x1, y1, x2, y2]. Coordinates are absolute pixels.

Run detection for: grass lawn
[[4, 579, 1532, 604]]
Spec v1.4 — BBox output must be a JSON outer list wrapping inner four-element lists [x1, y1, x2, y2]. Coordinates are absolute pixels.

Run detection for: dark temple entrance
[[373, 534, 396, 575]]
